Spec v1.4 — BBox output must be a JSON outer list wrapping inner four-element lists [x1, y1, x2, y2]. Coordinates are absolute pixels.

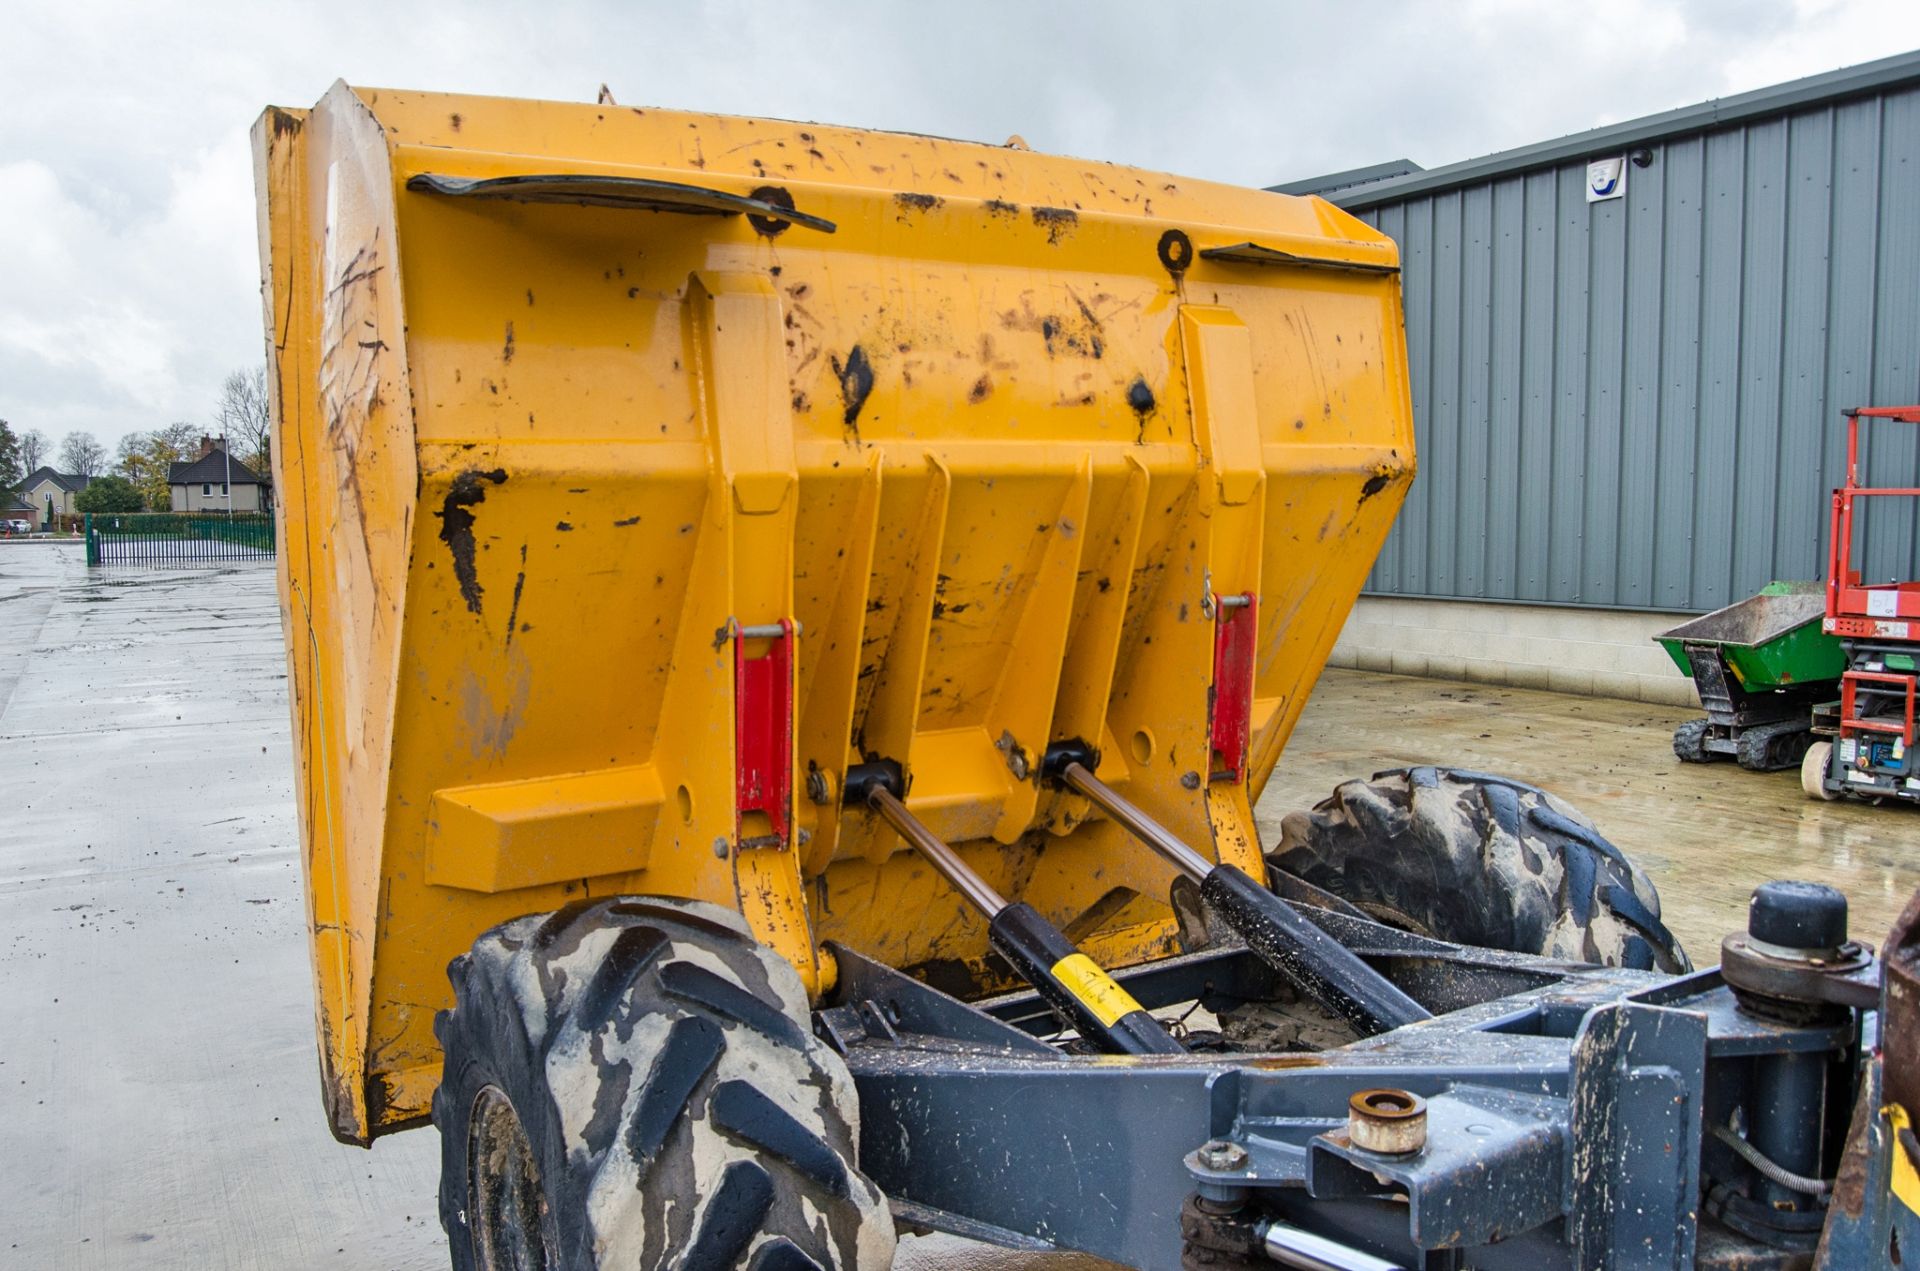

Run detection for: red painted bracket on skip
[[733, 619, 794, 849], [1210, 593, 1257, 783]]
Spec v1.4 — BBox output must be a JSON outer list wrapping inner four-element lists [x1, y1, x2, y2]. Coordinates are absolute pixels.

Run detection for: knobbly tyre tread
[[1673, 718, 1713, 763], [433, 895, 895, 1270], [1271, 766, 1690, 973], [749, 1238, 829, 1271]]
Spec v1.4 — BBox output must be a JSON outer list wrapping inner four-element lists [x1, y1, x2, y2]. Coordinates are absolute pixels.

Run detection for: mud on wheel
[[1672, 718, 1714, 764], [1271, 766, 1690, 973], [433, 896, 896, 1271]]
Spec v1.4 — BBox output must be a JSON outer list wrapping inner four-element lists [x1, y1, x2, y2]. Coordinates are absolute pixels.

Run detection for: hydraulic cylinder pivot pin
[[859, 781, 1184, 1057], [1050, 753, 1430, 1037]]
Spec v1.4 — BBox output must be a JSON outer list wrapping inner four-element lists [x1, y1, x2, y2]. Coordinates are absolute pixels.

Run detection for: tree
[[19, 429, 47, 475], [115, 422, 201, 511], [57, 431, 106, 479], [0, 420, 19, 491], [75, 475, 144, 514], [216, 365, 271, 475]]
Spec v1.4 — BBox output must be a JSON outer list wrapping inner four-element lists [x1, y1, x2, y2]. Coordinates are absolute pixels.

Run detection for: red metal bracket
[[1840, 667, 1917, 746], [733, 620, 794, 849], [1209, 593, 1257, 783]]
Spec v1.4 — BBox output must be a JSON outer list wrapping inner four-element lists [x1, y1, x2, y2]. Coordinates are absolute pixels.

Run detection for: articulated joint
[[1039, 738, 1100, 786], [841, 759, 905, 806]]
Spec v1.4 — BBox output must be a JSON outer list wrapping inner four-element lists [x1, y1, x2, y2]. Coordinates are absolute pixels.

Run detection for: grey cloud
[[1, 0, 1913, 450]]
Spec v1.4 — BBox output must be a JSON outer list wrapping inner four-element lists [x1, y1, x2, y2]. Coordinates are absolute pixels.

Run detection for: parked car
[[4, 519, 32, 535]]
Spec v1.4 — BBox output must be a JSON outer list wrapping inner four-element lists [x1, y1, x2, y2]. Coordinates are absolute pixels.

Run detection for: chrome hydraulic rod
[[866, 785, 1184, 1056], [1259, 1219, 1409, 1271], [1060, 761, 1214, 881], [866, 786, 1008, 917], [1057, 759, 1430, 1036]]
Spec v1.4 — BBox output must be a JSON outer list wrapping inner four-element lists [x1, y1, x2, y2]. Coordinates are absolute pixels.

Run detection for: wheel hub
[[468, 1085, 557, 1271]]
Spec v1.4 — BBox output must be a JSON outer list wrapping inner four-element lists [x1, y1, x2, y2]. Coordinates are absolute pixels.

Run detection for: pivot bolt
[[1197, 1138, 1248, 1171], [1347, 1088, 1427, 1156]]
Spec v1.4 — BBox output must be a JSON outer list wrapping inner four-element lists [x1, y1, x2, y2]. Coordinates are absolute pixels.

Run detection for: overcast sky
[[3, 0, 1917, 457]]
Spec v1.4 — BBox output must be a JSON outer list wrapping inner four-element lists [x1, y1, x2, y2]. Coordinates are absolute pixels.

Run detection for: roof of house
[[20, 467, 92, 495], [1274, 47, 1920, 209], [168, 449, 265, 487]]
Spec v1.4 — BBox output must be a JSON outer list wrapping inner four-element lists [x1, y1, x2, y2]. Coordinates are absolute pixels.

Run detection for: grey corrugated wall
[[1356, 84, 1920, 612]]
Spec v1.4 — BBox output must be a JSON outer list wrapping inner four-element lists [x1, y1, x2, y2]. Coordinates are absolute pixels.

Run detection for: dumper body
[[256, 83, 1413, 1144]]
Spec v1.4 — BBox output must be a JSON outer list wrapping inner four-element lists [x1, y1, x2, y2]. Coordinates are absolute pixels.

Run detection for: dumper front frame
[[817, 907, 1866, 1270]]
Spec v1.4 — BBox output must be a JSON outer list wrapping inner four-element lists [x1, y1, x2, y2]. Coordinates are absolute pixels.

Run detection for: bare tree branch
[[57, 431, 107, 479], [215, 366, 272, 475], [19, 429, 47, 475]]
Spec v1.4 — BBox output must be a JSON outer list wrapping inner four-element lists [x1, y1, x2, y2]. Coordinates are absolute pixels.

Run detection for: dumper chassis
[[256, 85, 1920, 1270]]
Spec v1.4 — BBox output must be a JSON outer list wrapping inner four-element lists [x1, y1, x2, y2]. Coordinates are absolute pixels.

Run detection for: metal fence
[[85, 513, 276, 566]]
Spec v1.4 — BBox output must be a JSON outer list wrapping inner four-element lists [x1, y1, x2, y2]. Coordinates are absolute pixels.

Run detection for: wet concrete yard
[[2, 546, 1912, 1269]]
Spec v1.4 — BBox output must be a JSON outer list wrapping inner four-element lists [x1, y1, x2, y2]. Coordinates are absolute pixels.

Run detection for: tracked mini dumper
[[256, 84, 1920, 1270], [1655, 583, 1844, 772]]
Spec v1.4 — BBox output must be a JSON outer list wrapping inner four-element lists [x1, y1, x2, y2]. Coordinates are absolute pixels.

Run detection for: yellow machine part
[[254, 82, 1414, 1144]]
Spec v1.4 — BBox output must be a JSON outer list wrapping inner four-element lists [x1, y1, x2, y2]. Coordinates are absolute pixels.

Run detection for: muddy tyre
[[434, 896, 895, 1271], [1271, 767, 1689, 973]]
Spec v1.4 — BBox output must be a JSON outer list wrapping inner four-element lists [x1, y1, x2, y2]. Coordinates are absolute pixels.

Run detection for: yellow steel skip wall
[[257, 82, 1413, 1141]]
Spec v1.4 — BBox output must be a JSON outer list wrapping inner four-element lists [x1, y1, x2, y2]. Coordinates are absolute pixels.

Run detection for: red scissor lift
[[1804, 405, 1920, 802]]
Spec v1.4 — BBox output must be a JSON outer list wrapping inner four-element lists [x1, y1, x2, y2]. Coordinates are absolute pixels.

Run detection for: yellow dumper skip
[[254, 82, 1413, 1144]]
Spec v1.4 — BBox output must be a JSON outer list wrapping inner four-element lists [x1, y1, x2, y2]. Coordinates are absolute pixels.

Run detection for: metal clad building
[[1281, 51, 1920, 613]]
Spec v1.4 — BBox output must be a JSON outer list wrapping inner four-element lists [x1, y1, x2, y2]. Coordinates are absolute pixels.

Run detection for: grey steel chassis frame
[[815, 903, 1872, 1271]]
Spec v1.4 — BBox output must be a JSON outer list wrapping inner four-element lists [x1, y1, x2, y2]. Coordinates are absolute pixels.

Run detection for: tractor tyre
[[1270, 766, 1690, 973], [1673, 718, 1713, 763], [433, 895, 896, 1271], [1802, 740, 1840, 801]]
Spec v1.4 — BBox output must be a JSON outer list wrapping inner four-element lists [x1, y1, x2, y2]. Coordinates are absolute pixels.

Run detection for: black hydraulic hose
[[1708, 1123, 1832, 1197]]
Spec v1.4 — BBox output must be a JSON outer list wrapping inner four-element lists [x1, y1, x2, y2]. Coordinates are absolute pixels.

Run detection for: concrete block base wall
[[1328, 596, 1702, 708]]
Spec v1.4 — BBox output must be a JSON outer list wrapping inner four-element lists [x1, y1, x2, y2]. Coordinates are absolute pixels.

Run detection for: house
[[168, 437, 270, 513], [1, 493, 35, 532], [19, 467, 92, 528]]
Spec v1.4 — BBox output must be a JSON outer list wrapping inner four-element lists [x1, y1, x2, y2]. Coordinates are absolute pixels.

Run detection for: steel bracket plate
[[1568, 1002, 1709, 1269], [1307, 1083, 1568, 1249]]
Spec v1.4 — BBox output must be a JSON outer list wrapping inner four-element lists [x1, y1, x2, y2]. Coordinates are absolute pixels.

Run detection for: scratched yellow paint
[[254, 81, 1414, 1143]]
